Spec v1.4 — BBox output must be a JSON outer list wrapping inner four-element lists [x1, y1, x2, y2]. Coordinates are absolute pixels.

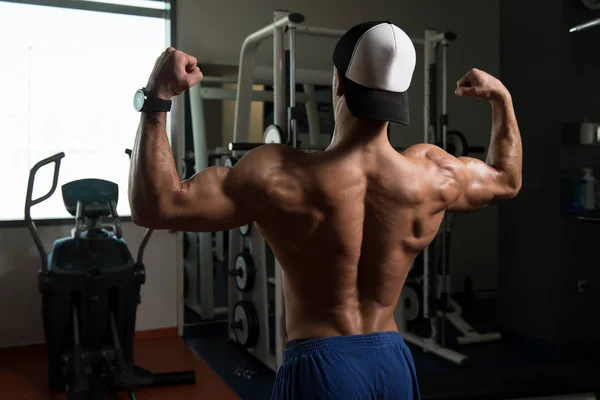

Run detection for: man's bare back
[[129, 26, 521, 399], [253, 142, 446, 340]]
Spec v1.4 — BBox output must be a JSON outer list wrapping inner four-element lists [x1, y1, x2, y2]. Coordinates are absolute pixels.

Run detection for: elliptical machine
[[25, 151, 195, 399]]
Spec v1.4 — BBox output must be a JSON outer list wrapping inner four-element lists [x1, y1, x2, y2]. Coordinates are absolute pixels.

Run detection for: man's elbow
[[130, 198, 170, 229], [131, 209, 152, 228], [503, 176, 522, 200], [130, 206, 154, 228]]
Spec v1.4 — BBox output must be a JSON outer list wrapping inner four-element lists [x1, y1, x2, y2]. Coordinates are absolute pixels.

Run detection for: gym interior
[[1, 0, 599, 399]]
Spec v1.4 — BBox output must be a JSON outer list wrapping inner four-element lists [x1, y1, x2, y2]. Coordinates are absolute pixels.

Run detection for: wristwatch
[[133, 88, 172, 112]]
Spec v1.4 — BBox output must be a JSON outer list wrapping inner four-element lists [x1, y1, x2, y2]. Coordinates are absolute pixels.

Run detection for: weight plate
[[400, 284, 421, 322], [263, 124, 283, 144], [224, 157, 237, 168], [238, 223, 251, 236], [447, 131, 468, 157], [233, 251, 256, 292], [232, 301, 259, 348]]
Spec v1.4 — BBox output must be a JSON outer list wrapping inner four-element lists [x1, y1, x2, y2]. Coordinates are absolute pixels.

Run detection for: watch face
[[133, 89, 146, 111]]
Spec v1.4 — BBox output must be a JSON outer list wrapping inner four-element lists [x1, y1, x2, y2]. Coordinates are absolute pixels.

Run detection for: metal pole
[[570, 17, 600, 32], [288, 25, 297, 147], [202, 67, 336, 86], [189, 84, 207, 172], [273, 10, 287, 139], [233, 13, 292, 144], [303, 84, 320, 145], [197, 86, 311, 103], [189, 83, 215, 319], [423, 29, 438, 322], [425, 32, 452, 45], [440, 40, 449, 347], [289, 23, 428, 46], [289, 24, 345, 38], [441, 42, 448, 151], [273, 8, 288, 373]]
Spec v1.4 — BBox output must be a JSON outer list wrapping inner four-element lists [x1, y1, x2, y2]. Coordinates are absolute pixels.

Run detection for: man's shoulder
[[232, 144, 306, 185], [401, 143, 442, 158], [240, 143, 306, 168], [401, 143, 458, 171]]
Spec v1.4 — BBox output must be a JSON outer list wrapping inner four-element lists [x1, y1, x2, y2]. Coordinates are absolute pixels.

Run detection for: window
[[0, 0, 171, 221]]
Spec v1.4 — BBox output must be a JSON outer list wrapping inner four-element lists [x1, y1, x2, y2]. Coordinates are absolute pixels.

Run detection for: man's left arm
[[129, 47, 260, 231], [129, 115, 258, 232]]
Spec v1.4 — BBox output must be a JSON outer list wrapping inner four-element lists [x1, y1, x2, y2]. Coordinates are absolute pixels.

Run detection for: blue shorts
[[271, 331, 421, 400]]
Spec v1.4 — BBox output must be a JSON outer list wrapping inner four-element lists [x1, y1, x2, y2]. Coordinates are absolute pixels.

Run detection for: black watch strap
[[143, 89, 172, 112]]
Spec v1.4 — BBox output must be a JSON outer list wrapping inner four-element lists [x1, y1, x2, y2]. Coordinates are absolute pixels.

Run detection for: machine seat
[[62, 179, 119, 219]]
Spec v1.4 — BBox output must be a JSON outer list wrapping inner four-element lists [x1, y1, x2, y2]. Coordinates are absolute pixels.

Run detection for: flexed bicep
[[403, 144, 518, 214], [446, 156, 517, 213], [142, 166, 251, 232], [152, 144, 286, 232]]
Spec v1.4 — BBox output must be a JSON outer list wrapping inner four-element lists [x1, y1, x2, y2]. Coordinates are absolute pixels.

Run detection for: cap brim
[[343, 78, 409, 126]]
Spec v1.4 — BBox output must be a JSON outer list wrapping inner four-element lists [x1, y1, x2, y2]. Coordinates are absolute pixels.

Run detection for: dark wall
[[497, 0, 564, 343], [558, 1, 600, 344], [498, 0, 600, 345]]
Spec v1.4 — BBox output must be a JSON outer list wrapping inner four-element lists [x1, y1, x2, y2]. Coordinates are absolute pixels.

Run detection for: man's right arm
[[405, 69, 522, 213], [446, 93, 521, 212]]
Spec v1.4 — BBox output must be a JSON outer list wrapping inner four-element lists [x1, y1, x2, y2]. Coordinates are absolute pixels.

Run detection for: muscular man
[[129, 21, 521, 400]]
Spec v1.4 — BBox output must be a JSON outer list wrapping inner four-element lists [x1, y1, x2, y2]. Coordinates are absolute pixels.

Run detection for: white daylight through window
[[0, 0, 170, 220]]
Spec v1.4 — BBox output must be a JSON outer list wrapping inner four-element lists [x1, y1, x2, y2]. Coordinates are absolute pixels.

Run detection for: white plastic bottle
[[582, 168, 596, 210]]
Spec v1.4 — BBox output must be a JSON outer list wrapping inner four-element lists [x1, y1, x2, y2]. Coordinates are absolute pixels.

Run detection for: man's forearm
[[485, 95, 522, 192], [128, 112, 180, 221]]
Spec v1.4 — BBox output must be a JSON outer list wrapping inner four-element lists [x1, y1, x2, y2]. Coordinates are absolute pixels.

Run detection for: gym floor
[[2, 297, 598, 399], [0, 330, 240, 400], [182, 297, 600, 400]]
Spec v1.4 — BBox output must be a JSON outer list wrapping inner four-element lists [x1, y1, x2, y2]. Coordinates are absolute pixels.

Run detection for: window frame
[[0, 0, 178, 228], [0, 0, 169, 18]]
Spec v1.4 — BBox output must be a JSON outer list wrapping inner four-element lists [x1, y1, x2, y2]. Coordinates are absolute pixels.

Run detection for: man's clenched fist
[[455, 68, 509, 102], [146, 47, 203, 100]]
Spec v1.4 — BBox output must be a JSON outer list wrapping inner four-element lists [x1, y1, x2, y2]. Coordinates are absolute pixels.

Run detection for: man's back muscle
[[253, 143, 450, 341]]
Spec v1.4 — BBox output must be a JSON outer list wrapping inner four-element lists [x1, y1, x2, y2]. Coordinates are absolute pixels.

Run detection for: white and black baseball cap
[[333, 21, 416, 126]]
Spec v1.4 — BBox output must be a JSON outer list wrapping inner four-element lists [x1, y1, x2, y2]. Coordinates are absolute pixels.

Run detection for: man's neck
[[328, 107, 389, 150]]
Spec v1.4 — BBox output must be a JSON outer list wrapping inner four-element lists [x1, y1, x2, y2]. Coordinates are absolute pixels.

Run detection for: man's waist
[[285, 310, 398, 343], [284, 331, 407, 358]]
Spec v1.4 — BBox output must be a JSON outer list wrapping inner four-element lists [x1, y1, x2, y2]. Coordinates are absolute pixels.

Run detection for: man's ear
[[336, 71, 345, 96]]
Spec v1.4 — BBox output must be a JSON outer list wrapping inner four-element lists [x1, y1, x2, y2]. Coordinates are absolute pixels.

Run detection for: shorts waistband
[[284, 331, 406, 360]]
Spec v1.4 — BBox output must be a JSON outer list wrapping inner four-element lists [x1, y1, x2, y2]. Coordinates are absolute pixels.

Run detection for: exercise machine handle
[[125, 148, 155, 265], [25, 152, 65, 209], [137, 228, 154, 265], [24, 152, 65, 275]]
